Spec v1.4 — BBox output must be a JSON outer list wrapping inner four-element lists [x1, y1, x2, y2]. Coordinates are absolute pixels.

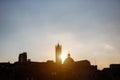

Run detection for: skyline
[[0, 0, 120, 69]]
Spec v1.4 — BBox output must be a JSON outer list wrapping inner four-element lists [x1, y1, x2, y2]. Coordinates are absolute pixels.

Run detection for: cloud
[[104, 44, 114, 50]]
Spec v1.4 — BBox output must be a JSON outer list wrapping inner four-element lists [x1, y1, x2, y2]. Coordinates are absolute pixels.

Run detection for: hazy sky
[[0, 0, 120, 69]]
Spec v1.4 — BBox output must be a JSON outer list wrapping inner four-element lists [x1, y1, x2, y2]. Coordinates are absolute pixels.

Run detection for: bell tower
[[55, 43, 62, 65]]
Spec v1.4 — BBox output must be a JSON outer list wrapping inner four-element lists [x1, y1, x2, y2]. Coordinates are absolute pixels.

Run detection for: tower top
[[56, 43, 62, 47], [57, 43, 60, 46]]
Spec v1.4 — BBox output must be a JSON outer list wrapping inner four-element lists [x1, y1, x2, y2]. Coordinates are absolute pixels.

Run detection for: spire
[[55, 43, 60, 47], [68, 53, 71, 57], [57, 43, 60, 46]]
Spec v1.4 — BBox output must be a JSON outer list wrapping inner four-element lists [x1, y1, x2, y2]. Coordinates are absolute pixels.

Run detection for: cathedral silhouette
[[0, 43, 120, 80]]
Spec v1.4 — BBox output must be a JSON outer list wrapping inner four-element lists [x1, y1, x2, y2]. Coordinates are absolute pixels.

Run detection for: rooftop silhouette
[[0, 43, 120, 80]]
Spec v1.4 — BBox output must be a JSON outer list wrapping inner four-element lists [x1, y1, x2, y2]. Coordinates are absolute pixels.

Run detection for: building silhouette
[[18, 52, 27, 62], [55, 43, 62, 65], [0, 43, 120, 80]]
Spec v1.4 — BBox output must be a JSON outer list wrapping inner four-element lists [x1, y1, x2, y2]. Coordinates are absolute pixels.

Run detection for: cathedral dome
[[63, 53, 74, 65]]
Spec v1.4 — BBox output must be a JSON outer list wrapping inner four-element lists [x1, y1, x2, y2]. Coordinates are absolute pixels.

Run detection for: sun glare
[[61, 52, 67, 63]]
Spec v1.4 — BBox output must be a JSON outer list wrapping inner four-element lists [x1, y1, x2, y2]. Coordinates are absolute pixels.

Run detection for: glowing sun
[[61, 52, 67, 63]]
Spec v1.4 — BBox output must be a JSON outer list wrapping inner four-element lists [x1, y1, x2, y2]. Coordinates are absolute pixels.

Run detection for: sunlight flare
[[61, 52, 67, 63]]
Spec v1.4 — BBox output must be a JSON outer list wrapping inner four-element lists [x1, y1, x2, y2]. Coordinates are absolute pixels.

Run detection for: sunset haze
[[0, 0, 120, 69]]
